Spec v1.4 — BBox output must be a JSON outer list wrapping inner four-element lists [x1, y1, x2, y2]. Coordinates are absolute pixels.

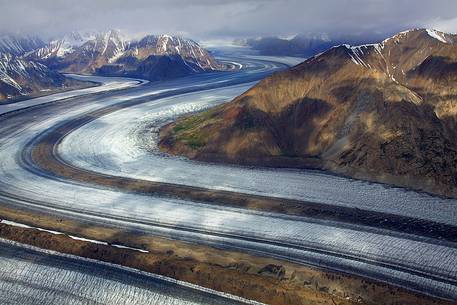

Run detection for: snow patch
[[426, 29, 448, 43], [343, 45, 371, 68], [111, 244, 149, 253], [0, 219, 149, 253], [1, 219, 63, 235], [69, 235, 108, 245]]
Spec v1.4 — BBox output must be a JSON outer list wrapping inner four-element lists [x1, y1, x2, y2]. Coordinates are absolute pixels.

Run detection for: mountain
[[28, 30, 224, 81], [240, 34, 333, 57], [160, 29, 457, 198], [127, 35, 221, 71], [28, 31, 96, 60], [0, 52, 80, 100], [0, 30, 221, 100], [240, 33, 387, 57], [96, 34, 223, 80], [27, 30, 127, 73], [0, 33, 96, 101], [0, 34, 45, 56]]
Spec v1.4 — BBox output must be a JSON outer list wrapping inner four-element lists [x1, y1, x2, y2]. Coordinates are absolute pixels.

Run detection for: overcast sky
[[2, 0, 457, 41]]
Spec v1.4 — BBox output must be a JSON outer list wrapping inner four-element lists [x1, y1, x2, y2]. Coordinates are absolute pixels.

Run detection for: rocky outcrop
[[160, 29, 457, 198]]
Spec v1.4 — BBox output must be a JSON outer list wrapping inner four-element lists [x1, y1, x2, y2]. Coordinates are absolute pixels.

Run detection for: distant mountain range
[[0, 30, 224, 100], [26, 30, 223, 79], [236, 33, 388, 57], [160, 29, 457, 198]]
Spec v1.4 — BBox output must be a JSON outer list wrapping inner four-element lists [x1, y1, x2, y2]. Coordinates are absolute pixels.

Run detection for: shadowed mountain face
[[0, 53, 71, 100], [27, 30, 224, 80], [160, 29, 457, 198], [0, 35, 86, 100]]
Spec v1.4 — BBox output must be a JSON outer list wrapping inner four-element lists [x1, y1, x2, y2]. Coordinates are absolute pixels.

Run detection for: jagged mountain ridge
[[0, 30, 223, 100], [0, 36, 96, 101], [0, 53, 70, 100], [0, 34, 45, 56], [160, 28, 457, 198], [127, 34, 220, 71], [0, 32, 105, 100], [27, 30, 129, 73], [29, 31, 97, 59], [28, 30, 224, 80]]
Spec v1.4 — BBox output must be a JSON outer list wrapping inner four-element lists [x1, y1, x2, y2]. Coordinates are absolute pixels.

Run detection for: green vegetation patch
[[172, 107, 221, 149]]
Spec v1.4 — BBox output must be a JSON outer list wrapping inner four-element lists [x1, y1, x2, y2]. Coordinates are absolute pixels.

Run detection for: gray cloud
[[1, 0, 457, 41]]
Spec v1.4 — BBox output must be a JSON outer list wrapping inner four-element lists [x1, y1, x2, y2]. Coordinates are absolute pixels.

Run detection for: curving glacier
[[0, 239, 255, 305], [0, 52, 456, 302]]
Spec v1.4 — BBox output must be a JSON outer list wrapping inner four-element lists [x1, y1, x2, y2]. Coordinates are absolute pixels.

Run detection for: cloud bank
[[1, 0, 457, 41]]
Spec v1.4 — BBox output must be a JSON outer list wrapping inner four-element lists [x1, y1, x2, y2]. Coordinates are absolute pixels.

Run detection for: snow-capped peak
[[0, 34, 45, 56], [381, 28, 452, 45], [381, 28, 424, 45], [0, 53, 51, 93], [30, 31, 97, 59], [426, 29, 449, 43]]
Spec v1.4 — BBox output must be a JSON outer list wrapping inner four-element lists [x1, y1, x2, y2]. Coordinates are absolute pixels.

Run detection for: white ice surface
[[0, 74, 146, 115], [58, 83, 457, 226], [0, 239, 260, 305], [0, 54, 456, 299]]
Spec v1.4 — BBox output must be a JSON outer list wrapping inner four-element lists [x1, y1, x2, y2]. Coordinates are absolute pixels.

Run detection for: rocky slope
[[28, 30, 224, 81], [0, 34, 45, 56], [160, 29, 457, 198], [0, 34, 95, 101], [0, 52, 80, 100]]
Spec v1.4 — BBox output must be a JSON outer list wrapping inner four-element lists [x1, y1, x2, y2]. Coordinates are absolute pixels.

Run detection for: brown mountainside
[[160, 29, 457, 197]]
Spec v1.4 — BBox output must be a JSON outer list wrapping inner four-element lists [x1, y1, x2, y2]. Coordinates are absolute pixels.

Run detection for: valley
[[0, 30, 226, 101], [1, 0, 457, 300], [0, 45, 456, 304]]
